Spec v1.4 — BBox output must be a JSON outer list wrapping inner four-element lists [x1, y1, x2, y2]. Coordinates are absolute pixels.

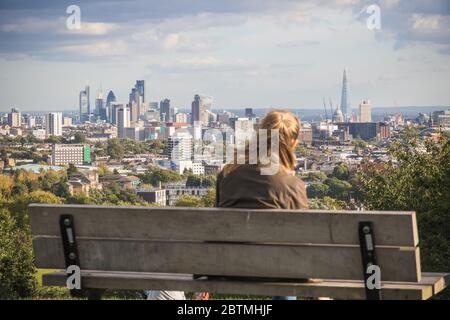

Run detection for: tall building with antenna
[[340, 69, 349, 121]]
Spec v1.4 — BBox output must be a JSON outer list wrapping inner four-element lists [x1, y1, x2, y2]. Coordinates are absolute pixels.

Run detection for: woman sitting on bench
[[216, 110, 308, 300]]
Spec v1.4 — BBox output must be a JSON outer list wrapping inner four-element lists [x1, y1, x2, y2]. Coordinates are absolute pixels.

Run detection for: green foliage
[[332, 164, 350, 180], [67, 163, 78, 176], [73, 132, 87, 144], [296, 145, 311, 156], [360, 130, 450, 297], [0, 209, 37, 299], [107, 138, 125, 160], [10, 190, 64, 229], [201, 189, 216, 207], [97, 164, 111, 177], [175, 189, 216, 208], [352, 140, 367, 149], [138, 166, 183, 186], [305, 172, 327, 182], [122, 139, 151, 154], [186, 174, 217, 188], [308, 196, 350, 210], [45, 135, 63, 144], [307, 183, 329, 199], [175, 195, 203, 207], [324, 177, 352, 200]]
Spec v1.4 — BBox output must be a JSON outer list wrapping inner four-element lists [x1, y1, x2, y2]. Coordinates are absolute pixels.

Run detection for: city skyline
[[0, 0, 450, 111]]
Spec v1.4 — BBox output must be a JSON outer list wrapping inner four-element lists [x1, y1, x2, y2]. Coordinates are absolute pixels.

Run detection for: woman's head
[[223, 110, 300, 176], [259, 110, 300, 171]]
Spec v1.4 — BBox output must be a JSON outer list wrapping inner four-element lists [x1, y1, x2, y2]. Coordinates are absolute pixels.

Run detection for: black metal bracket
[[59, 214, 83, 297], [358, 221, 382, 300]]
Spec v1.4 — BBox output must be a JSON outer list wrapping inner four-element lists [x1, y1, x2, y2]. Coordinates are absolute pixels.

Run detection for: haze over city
[[1, 0, 450, 111]]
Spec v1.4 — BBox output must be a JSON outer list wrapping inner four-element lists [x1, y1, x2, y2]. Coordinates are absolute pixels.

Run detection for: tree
[[67, 163, 78, 176], [307, 183, 329, 199], [332, 164, 350, 180], [352, 140, 367, 149], [175, 195, 203, 207], [9, 190, 63, 229], [296, 145, 311, 156], [308, 196, 349, 210], [201, 175, 216, 188], [186, 175, 201, 187], [139, 166, 183, 186], [45, 135, 62, 144], [201, 189, 216, 207], [360, 130, 450, 289], [0, 175, 13, 199], [97, 164, 111, 177], [325, 177, 352, 200], [0, 209, 37, 299], [73, 132, 87, 144], [107, 138, 125, 160], [306, 172, 327, 183]]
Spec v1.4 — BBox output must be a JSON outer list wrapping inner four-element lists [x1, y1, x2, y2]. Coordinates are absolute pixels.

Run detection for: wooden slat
[[29, 204, 418, 247], [33, 236, 421, 282], [421, 273, 449, 296], [43, 271, 447, 300]]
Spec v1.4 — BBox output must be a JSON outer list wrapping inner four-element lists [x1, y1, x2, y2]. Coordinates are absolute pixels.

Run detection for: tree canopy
[[360, 129, 450, 295]]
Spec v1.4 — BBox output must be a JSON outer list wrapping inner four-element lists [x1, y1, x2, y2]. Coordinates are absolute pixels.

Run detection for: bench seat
[[42, 271, 449, 300]]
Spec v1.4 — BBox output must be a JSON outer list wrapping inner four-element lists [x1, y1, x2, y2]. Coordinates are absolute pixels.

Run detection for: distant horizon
[[2, 105, 447, 115]]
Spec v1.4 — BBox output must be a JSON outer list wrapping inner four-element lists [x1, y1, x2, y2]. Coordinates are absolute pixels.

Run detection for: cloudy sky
[[0, 0, 449, 111]]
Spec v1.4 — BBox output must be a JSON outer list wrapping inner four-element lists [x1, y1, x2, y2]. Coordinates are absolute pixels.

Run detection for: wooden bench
[[29, 204, 449, 300]]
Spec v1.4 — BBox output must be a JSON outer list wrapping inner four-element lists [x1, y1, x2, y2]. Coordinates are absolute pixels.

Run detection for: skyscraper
[[135, 80, 145, 103], [79, 86, 90, 123], [191, 94, 212, 125], [95, 89, 107, 121], [359, 100, 372, 122], [110, 103, 122, 125], [45, 112, 62, 137], [106, 90, 116, 123], [7, 108, 21, 127], [340, 69, 349, 121], [117, 106, 130, 139], [129, 85, 144, 123], [160, 99, 172, 122]]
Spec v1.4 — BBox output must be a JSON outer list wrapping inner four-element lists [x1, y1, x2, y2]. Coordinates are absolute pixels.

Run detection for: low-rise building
[[51, 144, 91, 165], [100, 174, 141, 189], [67, 169, 102, 195], [136, 188, 167, 206], [164, 184, 210, 206]]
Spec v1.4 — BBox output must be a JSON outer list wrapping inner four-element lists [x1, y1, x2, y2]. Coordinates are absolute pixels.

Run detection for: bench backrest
[[29, 204, 421, 282]]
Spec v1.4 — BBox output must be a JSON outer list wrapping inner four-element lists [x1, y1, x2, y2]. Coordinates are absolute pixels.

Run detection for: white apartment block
[[52, 144, 88, 165], [45, 112, 63, 137], [168, 130, 193, 161]]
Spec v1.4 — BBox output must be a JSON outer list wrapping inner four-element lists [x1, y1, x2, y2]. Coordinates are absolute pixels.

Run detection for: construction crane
[[329, 98, 334, 122], [323, 98, 328, 121]]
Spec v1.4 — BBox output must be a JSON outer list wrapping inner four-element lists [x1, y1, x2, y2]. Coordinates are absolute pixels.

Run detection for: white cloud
[[410, 14, 443, 32], [56, 40, 129, 57], [162, 33, 180, 49], [0, 17, 117, 36]]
